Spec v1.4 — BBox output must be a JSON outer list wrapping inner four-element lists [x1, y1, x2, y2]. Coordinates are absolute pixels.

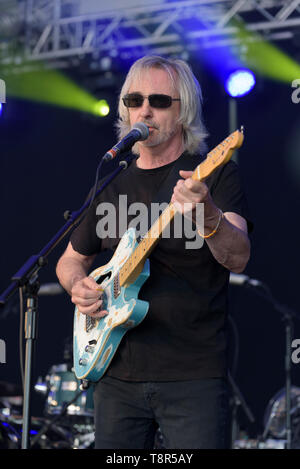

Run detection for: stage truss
[[1, 0, 300, 69]]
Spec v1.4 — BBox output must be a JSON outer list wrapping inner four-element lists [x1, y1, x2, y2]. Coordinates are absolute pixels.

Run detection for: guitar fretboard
[[119, 203, 176, 286]]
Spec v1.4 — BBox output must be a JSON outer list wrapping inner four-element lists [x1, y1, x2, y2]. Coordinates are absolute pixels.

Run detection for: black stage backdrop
[[0, 66, 300, 439]]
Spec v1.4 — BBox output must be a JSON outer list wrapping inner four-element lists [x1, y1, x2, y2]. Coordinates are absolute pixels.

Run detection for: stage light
[[233, 19, 300, 83], [93, 99, 110, 117], [0, 63, 107, 116], [0, 103, 2, 116], [225, 69, 256, 97]]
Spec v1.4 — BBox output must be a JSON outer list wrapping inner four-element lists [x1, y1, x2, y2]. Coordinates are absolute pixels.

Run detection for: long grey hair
[[116, 55, 208, 155]]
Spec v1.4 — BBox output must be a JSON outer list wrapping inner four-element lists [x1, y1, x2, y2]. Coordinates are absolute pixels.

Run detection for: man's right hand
[[71, 276, 108, 318]]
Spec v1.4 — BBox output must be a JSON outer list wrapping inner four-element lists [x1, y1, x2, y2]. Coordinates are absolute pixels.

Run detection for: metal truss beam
[[1, 0, 300, 67]]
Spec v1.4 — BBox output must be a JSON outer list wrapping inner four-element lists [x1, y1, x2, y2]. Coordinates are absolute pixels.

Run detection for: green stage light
[[232, 21, 300, 83], [93, 99, 110, 117], [0, 62, 106, 116]]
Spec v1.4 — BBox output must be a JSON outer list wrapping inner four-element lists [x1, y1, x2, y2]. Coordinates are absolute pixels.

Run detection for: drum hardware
[[0, 418, 21, 449], [233, 386, 300, 449], [0, 381, 23, 423], [0, 368, 95, 448], [234, 438, 286, 449], [31, 373, 92, 448], [0, 414, 72, 449], [35, 364, 94, 418], [230, 276, 300, 449], [73, 425, 95, 449], [0, 396, 23, 419], [262, 386, 300, 448], [30, 391, 84, 448], [34, 377, 48, 395]]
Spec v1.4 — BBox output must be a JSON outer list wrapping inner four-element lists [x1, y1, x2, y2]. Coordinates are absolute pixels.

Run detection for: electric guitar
[[73, 128, 244, 382]]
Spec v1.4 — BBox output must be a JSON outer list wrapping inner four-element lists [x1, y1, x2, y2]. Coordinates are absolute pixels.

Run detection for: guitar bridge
[[113, 273, 120, 299]]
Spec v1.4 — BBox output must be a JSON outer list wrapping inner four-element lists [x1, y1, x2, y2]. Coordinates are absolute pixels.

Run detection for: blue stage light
[[225, 69, 256, 97], [0, 103, 2, 115]]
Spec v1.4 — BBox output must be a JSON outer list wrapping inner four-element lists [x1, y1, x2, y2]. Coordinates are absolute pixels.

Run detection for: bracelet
[[198, 209, 224, 239]]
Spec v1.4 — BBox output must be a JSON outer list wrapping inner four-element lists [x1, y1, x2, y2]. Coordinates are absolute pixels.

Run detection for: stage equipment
[[263, 386, 300, 448], [35, 364, 94, 418], [229, 273, 300, 449]]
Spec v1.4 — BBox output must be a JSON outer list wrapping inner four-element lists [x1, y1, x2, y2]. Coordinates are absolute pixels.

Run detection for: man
[[56, 55, 251, 449]]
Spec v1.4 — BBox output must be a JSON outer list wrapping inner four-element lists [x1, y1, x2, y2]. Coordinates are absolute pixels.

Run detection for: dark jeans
[[93, 376, 230, 449]]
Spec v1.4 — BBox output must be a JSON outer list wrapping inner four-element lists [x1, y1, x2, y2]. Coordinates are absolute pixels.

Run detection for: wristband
[[198, 209, 224, 239]]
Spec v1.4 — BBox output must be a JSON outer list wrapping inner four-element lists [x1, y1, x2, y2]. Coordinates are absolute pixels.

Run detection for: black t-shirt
[[70, 152, 251, 381]]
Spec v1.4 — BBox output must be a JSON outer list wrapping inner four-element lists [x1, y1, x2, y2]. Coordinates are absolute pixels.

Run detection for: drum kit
[[233, 386, 300, 449], [1, 365, 300, 449], [0, 363, 96, 449]]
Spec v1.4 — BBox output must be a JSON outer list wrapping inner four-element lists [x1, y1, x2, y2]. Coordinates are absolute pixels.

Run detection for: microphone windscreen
[[132, 122, 149, 141]]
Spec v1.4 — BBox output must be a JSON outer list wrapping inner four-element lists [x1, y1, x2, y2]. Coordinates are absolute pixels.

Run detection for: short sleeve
[[70, 199, 102, 256]]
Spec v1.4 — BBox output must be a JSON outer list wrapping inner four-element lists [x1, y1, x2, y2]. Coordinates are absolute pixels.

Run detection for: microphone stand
[[242, 280, 299, 449], [0, 153, 136, 449]]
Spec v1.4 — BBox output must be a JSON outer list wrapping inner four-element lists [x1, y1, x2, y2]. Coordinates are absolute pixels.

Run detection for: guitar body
[[73, 227, 150, 382]]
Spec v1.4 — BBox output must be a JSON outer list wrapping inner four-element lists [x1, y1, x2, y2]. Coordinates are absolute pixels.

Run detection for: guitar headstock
[[192, 128, 244, 181]]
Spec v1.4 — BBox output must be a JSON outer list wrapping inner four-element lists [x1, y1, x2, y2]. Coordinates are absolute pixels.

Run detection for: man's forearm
[[203, 212, 250, 273], [207, 221, 250, 273], [56, 256, 90, 295]]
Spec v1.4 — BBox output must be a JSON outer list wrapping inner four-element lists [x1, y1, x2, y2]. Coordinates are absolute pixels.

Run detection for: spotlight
[[93, 99, 110, 117], [225, 69, 256, 97], [0, 103, 3, 116]]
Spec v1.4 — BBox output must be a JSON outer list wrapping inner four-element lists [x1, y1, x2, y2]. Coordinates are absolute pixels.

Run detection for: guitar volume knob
[[79, 358, 87, 366], [85, 345, 94, 353]]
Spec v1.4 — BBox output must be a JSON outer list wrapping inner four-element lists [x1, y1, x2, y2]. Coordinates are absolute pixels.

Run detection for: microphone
[[229, 273, 263, 288], [103, 122, 149, 162]]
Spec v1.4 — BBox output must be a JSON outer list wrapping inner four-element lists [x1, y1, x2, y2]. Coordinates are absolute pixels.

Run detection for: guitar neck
[[119, 202, 176, 287]]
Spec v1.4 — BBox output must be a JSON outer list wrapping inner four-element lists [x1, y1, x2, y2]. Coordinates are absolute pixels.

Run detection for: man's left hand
[[171, 170, 219, 226]]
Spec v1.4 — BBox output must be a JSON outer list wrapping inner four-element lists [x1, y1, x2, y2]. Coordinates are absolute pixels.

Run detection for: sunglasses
[[122, 93, 180, 109]]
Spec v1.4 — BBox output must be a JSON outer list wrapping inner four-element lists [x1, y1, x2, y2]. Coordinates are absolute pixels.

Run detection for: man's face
[[127, 68, 182, 150]]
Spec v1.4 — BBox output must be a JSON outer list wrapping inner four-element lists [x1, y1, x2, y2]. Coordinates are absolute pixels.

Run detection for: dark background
[[0, 56, 300, 440]]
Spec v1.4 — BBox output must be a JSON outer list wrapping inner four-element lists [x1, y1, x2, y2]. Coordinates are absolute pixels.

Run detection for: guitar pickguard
[[73, 228, 150, 381]]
